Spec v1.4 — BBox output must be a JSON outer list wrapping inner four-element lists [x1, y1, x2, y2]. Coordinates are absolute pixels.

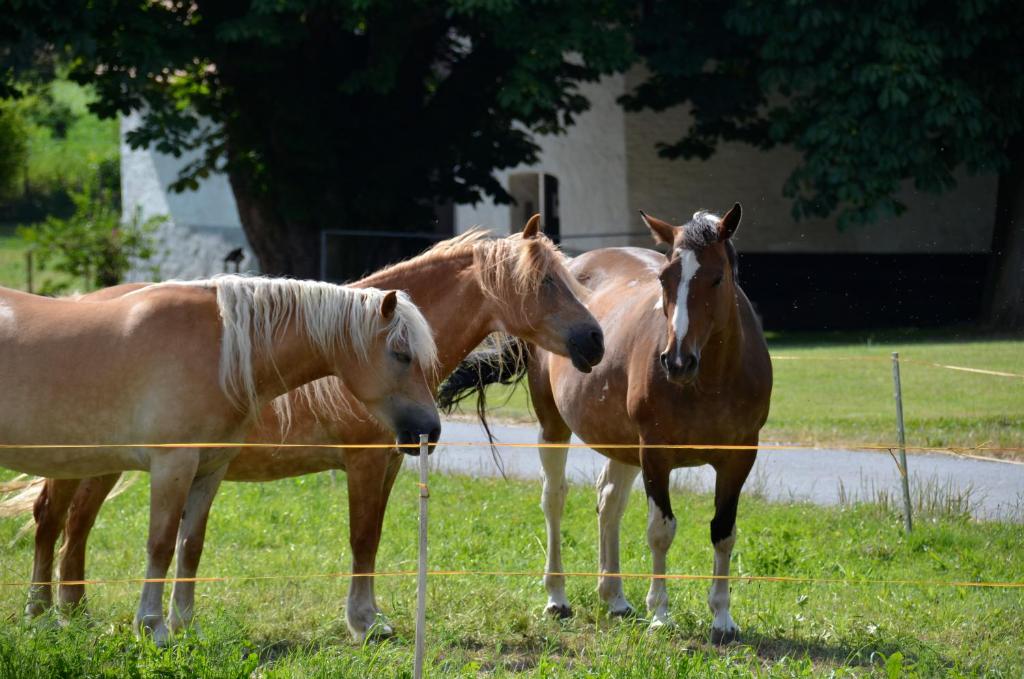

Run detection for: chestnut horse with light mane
[[440, 204, 772, 643], [13, 217, 604, 641], [0, 276, 440, 644]]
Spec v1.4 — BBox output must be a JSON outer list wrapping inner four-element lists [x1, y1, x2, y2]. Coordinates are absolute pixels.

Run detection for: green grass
[[471, 333, 1024, 456], [0, 470, 1021, 676]]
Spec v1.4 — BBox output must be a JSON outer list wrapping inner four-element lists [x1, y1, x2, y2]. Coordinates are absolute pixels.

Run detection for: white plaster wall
[[120, 112, 256, 281], [455, 74, 631, 252], [622, 69, 998, 254]]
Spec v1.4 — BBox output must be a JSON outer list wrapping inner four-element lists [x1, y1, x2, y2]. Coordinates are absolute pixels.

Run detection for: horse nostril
[[682, 354, 699, 373], [659, 353, 670, 370]]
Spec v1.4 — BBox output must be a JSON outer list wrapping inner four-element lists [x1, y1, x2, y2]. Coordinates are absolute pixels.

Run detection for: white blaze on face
[[671, 249, 700, 350]]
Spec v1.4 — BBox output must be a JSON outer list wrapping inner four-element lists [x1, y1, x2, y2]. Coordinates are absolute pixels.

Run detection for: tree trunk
[[984, 135, 1024, 330], [226, 164, 321, 279]]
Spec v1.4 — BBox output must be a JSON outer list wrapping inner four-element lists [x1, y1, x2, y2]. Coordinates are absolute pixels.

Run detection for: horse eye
[[392, 351, 412, 365], [542, 274, 555, 287], [712, 275, 724, 288]]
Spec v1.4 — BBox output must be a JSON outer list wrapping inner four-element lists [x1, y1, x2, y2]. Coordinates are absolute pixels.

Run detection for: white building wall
[[455, 75, 631, 251], [120, 112, 255, 281]]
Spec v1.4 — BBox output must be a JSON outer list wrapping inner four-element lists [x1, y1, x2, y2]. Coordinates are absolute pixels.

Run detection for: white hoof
[[710, 610, 739, 644]]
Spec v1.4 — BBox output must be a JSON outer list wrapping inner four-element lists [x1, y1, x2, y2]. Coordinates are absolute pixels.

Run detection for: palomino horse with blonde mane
[[14, 216, 604, 641], [440, 205, 772, 643], [0, 276, 440, 643]]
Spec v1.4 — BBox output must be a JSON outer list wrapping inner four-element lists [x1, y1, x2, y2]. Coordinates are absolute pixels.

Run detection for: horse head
[[642, 203, 742, 386]]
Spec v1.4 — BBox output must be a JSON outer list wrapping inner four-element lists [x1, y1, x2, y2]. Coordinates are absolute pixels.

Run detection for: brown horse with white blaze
[[441, 204, 772, 643], [16, 217, 604, 641], [0, 276, 440, 644]]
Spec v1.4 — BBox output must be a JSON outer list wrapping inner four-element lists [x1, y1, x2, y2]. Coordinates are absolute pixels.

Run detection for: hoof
[[134, 615, 171, 647], [647, 615, 673, 632], [608, 603, 636, 619], [25, 610, 60, 630], [24, 601, 48, 619], [544, 602, 573, 619], [353, 615, 394, 643], [710, 626, 739, 645]]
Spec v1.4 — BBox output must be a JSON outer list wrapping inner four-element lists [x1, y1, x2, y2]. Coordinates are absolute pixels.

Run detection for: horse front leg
[[639, 447, 676, 629], [596, 459, 639, 617], [135, 449, 199, 646], [708, 450, 755, 644], [345, 450, 396, 641], [58, 473, 121, 612], [168, 464, 228, 634], [539, 430, 572, 618], [26, 478, 79, 618]]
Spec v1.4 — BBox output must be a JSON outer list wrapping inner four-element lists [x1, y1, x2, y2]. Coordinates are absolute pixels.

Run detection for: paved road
[[404, 419, 1024, 522]]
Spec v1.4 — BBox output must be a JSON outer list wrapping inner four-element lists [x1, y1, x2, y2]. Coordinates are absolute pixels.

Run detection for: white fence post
[[891, 352, 913, 533], [414, 433, 429, 678]]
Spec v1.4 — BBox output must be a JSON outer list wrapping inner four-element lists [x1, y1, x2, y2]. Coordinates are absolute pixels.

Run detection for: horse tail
[[436, 334, 530, 477], [0, 476, 45, 519]]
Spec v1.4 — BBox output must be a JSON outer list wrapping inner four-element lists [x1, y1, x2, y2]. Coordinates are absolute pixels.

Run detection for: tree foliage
[[2, 0, 636, 275], [0, 106, 28, 201], [623, 0, 1024, 228]]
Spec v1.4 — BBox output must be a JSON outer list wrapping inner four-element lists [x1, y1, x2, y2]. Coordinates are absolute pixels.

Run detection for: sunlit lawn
[[0, 471, 1021, 677]]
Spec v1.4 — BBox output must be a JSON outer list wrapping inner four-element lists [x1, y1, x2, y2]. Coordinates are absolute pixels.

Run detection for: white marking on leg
[[672, 249, 700, 351], [597, 461, 639, 616], [645, 496, 676, 628], [708, 530, 739, 642], [540, 437, 570, 617], [347, 574, 389, 641]]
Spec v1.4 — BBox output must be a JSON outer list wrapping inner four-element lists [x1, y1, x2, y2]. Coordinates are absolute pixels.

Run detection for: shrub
[[18, 180, 166, 293]]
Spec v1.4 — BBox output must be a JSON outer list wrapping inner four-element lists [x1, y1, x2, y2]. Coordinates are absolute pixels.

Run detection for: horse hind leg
[[26, 478, 80, 619], [596, 459, 639, 617], [58, 473, 120, 613], [707, 452, 755, 644]]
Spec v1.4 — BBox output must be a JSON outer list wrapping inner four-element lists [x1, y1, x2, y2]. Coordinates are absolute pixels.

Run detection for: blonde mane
[[149, 275, 436, 422]]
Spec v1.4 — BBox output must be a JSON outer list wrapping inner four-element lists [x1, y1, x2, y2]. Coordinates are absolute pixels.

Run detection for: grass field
[[0, 470, 1021, 677], [469, 331, 1024, 457]]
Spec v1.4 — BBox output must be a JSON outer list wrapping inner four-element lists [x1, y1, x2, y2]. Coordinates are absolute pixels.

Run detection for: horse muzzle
[[567, 324, 605, 373], [659, 350, 699, 385], [395, 415, 442, 455]]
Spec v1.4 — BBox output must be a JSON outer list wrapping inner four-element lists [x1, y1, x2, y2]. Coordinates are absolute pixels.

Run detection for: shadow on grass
[[738, 628, 945, 670]]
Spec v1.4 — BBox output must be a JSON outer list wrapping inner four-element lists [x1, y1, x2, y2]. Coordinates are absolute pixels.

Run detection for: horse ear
[[640, 211, 678, 248], [718, 203, 741, 240], [380, 290, 398, 319], [522, 213, 542, 239]]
